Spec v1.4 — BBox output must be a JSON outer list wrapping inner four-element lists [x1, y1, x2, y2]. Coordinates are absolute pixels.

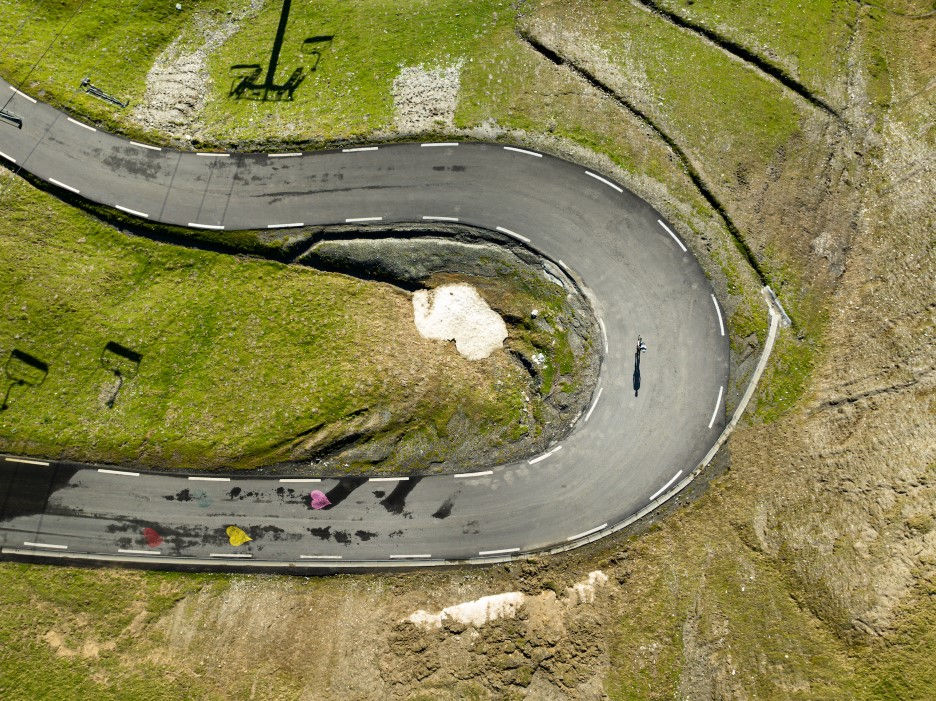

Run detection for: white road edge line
[[711, 294, 725, 336], [209, 553, 253, 558], [49, 178, 79, 194], [118, 549, 160, 555], [0, 150, 17, 163], [130, 140, 161, 151], [567, 523, 607, 541], [598, 318, 609, 353], [5, 457, 50, 466], [495, 226, 531, 243], [422, 215, 458, 222], [585, 170, 623, 193], [268, 152, 302, 158], [300, 554, 342, 559], [583, 387, 603, 423], [557, 259, 573, 274], [479, 547, 519, 556], [23, 541, 67, 550], [67, 117, 96, 132], [529, 445, 563, 465], [116, 205, 149, 218], [196, 152, 230, 157], [708, 386, 724, 429], [345, 216, 383, 223], [657, 219, 687, 253], [421, 142, 458, 147], [342, 146, 378, 152], [389, 554, 432, 559], [188, 476, 231, 482], [454, 470, 494, 479], [279, 478, 322, 483], [369, 476, 408, 482], [267, 222, 303, 229], [9, 85, 36, 103], [503, 146, 542, 157], [98, 468, 139, 477], [649, 470, 684, 501], [188, 222, 224, 230]]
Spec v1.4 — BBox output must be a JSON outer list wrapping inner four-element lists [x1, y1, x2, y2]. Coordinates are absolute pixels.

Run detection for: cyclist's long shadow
[[633, 348, 641, 397]]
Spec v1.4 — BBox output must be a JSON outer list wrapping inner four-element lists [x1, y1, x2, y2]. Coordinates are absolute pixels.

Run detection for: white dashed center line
[[389, 554, 432, 559], [268, 152, 302, 158], [478, 547, 519, 556], [421, 142, 458, 147], [23, 541, 67, 550], [369, 476, 408, 482], [598, 317, 609, 354], [67, 117, 96, 132], [188, 476, 230, 482], [585, 171, 623, 193], [5, 457, 49, 466], [188, 222, 224, 230], [342, 146, 378, 152], [454, 470, 494, 479], [422, 215, 459, 222], [566, 523, 607, 541], [116, 205, 149, 218], [130, 140, 161, 151], [118, 549, 160, 555], [345, 216, 383, 223], [711, 294, 725, 336], [210, 552, 252, 558], [279, 478, 322, 483], [657, 219, 687, 252], [196, 152, 229, 157], [49, 178, 79, 194], [267, 222, 303, 229], [98, 468, 139, 477], [0, 150, 17, 163], [495, 226, 531, 243], [9, 85, 36, 103], [503, 146, 542, 157], [649, 470, 683, 501], [583, 387, 603, 423], [529, 445, 562, 465], [300, 554, 342, 559], [708, 386, 724, 429]]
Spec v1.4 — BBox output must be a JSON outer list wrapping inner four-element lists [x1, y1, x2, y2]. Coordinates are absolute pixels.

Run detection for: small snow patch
[[413, 283, 507, 360], [392, 61, 463, 132]]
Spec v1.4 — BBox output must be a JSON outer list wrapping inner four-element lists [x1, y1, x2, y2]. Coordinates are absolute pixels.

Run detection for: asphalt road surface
[[0, 78, 728, 571]]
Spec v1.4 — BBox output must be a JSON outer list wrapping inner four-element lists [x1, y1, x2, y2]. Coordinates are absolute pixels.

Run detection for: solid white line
[[708, 386, 724, 429], [268, 152, 302, 158], [658, 219, 687, 252], [389, 554, 431, 559], [421, 142, 458, 147], [342, 146, 378, 152], [495, 226, 531, 243], [196, 152, 229, 157], [529, 445, 562, 465], [711, 294, 725, 336], [5, 457, 49, 466], [598, 318, 608, 353], [188, 476, 230, 482], [67, 117, 96, 132], [23, 541, 67, 550], [116, 205, 149, 218], [650, 470, 684, 501], [130, 140, 161, 151], [503, 146, 542, 157], [118, 549, 160, 555], [0, 150, 17, 163], [369, 476, 408, 482], [188, 222, 224, 230], [566, 523, 607, 541], [454, 470, 494, 479], [209, 552, 252, 558], [49, 178, 79, 194], [300, 554, 342, 559], [267, 222, 303, 229], [478, 547, 519, 556], [557, 259, 572, 274], [98, 468, 139, 477], [279, 478, 322, 483], [345, 216, 383, 223], [583, 387, 603, 423], [585, 171, 623, 193], [422, 215, 458, 222], [9, 86, 36, 103]]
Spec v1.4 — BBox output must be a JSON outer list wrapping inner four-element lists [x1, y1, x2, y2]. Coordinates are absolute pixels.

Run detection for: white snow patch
[[412, 283, 507, 360], [406, 571, 609, 630]]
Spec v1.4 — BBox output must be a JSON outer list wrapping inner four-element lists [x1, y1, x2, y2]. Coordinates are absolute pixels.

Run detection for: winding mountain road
[[0, 79, 732, 571]]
